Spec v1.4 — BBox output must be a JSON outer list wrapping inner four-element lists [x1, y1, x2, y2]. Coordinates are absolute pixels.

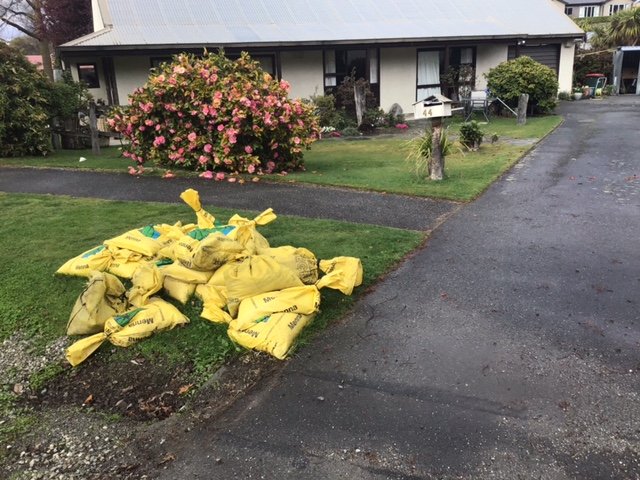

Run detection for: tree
[[0, 42, 52, 156], [0, 0, 92, 80], [9, 33, 39, 54], [608, 7, 640, 46]]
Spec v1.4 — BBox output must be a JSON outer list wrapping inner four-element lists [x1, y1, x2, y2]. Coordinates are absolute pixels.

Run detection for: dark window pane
[[77, 63, 99, 88]]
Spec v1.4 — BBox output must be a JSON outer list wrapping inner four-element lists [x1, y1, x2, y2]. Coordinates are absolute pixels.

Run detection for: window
[[609, 4, 627, 14], [579, 6, 597, 17], [565, 7, 573, 15], [150, 57, 172, 69], [77, 63, 99, 88], [416, 47, 476, 101], [323, 48, 379, 99]]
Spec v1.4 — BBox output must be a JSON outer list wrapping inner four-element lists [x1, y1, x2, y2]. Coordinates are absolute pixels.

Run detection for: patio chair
[[464, 90, 490, 122]]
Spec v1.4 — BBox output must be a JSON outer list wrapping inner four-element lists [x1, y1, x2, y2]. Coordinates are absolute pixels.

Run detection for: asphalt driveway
[[149, 96, 640, 479]]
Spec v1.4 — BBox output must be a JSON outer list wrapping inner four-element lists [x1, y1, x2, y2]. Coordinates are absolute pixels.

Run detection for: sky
[[0, 22, 21, 41]]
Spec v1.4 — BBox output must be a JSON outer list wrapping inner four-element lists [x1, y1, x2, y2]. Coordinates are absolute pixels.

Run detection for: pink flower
[[128, 166, 137, 175], [227, 177, 237, 183], [244, 145, 253, 154], [204, 143, 212, 153], [247, 164, 255, 174], [395, 123, 409, 129], [293, 137, 301, 145], [217, 124, 225, 132], [163, 170, 175, 179], [173, 66, 186, 74], [198, 155, 209, 165], [215, 172, 225, 181], [200, 171, 214, 179], [188, 132, 197, 142], [153, 136, 166, 147]]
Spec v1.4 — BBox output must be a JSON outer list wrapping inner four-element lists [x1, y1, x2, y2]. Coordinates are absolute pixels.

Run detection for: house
[[554, 0, 636, 18], [59, 0, 583, 116]]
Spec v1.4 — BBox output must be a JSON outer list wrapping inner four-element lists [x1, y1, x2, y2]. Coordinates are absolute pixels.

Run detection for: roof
[[61, 0, 583, 51], [558, 0, 606, 5]]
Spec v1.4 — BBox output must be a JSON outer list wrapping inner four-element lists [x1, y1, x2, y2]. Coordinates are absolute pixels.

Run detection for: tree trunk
[[517, 93, 529, 125], [89, 101, 101, 155], [429, 118, 444, 181], [38, 39, 54, 81], [354, 82, 366, 126]]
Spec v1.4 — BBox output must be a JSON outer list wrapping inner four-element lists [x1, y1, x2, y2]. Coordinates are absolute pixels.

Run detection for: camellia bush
[[109, 51, 320, 174], [486, 56, 559, 115], [0, 43, 52, 157]]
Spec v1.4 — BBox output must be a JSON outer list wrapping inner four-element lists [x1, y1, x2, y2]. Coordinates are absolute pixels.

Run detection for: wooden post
[[89, 100, 101, 155], [354, 82, 366, 126], [517, 93, 529, 125], [430, 117, 444, 181]]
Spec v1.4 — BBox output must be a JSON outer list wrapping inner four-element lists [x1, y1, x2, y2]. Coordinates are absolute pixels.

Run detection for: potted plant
[[572, 87, 583, 100]]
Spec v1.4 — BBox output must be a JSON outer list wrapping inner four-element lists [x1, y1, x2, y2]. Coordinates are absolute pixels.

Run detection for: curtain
[[417, 50, 441, 100], [324, 50, 337, 87], [369, 48, 378, 84]]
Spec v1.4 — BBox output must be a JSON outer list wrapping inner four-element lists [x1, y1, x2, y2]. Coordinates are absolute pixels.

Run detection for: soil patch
[[29, 355, 195, 421]]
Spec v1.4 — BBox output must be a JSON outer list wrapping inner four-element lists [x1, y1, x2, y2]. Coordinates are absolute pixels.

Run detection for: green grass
[[0, 147, 131, 170], [268, 115, 561, 201], [0, 193, 423, 376]]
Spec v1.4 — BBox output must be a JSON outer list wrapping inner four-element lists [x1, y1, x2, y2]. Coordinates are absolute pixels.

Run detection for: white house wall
[[67, 57, 109, 103], [113, 57, 153, 102], [558, 42, 576, 92], [379, 47, 417, 115], [475, 45, 509, 91], [280, 51, 324, 100]]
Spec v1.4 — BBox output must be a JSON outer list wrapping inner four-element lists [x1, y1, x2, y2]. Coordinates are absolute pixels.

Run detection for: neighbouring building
[[554, 0, 636, 18], [59, 0, 583, 116]]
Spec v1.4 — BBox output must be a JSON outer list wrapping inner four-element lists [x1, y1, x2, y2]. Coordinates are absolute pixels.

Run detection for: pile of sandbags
[[57, 189, 362, 366]]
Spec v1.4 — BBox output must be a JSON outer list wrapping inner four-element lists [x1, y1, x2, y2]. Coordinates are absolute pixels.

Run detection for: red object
[[585, 73, 605, 77]]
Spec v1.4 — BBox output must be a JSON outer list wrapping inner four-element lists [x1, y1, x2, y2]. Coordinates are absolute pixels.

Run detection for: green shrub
[[48, 70, 92, 120], [486, 56, 559, 115], [0, 43, 52, 157], [341, 126, 361, 137], [109, 51, 320, 173], [405, 127, 455, 177], [359, 107, 386, 133], [459, 121, 484, 150], [557, 91, 572, 101], [310, 94, 341, 127]]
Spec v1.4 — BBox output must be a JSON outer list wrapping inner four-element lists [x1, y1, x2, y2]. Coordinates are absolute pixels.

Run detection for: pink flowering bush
[[108, 51, 320, 173]]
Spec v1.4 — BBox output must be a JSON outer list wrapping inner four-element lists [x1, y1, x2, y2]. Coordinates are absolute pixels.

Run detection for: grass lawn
[[0, 115, 562, 202], [271, 115, 561, 201], [0, 193, 423, 372]]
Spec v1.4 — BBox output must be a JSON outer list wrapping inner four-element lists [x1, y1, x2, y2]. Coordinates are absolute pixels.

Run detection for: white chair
[[464, 90, 490, 122]]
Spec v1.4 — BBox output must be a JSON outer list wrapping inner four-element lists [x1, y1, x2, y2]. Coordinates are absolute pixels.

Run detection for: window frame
[[77, 63, 100, 88], [323, 47, 380, 98]]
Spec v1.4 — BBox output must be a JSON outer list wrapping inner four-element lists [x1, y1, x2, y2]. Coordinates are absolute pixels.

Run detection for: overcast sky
[[0, 23, 21, 41]]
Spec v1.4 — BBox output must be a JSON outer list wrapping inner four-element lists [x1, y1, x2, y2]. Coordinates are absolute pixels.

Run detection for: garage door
[[508, 44, 560, 73]]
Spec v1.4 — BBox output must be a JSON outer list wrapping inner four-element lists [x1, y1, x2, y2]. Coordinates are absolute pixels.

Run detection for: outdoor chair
[[464, 90, 490, 122]]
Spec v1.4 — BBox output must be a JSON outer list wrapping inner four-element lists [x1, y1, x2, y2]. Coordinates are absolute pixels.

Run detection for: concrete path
[[147, 96, 639, 479], [0, 168, 456, 231]]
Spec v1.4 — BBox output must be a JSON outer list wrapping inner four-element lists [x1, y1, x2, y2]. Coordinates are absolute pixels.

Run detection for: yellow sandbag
[[227, 312, 315, 360], [127, 264, 163, 307], [104, 225, 176, 257], [180, 188, 216, 229], [106, 247, 150, 279], [233, 285, 320, 331], [65, 298, 189, 367], [196, 284, 232, 324], [67, 272, 127, 335], [259, 246, 318, 284], [205, 262, 236, 288], [317, 257, 363, 295], [227, 209, 276, 254], [160, 262, 213, 284], [225, 256, 304, 318], [56, 245, 113, 277], [175, 232, 247, 271], [163, 276, 196, 304]]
